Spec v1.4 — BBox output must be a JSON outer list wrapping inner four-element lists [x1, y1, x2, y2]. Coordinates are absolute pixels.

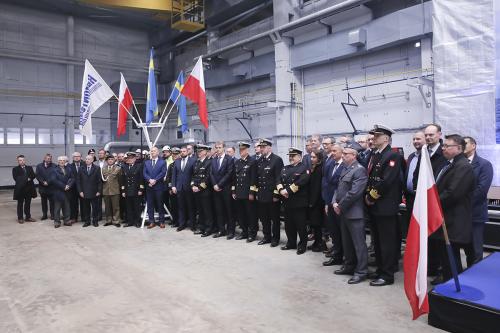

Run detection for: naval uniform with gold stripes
[[232, 155, 257, 239], [191, 157, 213, 234]]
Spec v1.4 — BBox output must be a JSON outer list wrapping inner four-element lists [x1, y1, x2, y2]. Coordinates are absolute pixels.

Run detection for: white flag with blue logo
[[79, 59, 114, 137]]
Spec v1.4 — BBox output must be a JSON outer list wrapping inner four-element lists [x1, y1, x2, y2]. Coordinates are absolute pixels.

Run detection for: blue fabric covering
[[433, 252, 500, 310]]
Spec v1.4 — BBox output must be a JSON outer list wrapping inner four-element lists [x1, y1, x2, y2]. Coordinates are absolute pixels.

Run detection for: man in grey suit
[[331, 142, 369, 284]]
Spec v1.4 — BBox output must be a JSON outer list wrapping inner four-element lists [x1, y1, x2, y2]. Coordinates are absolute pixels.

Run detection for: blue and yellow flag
[[170, 71, 188, 133], [146, 48, 158, 125]]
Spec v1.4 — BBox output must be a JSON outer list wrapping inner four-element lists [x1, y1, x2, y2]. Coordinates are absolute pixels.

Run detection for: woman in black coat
[[308, 150, 326, 252]]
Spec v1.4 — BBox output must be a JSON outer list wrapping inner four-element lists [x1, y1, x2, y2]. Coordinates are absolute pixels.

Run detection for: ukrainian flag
[[146, 48, 158, 125], [170, 71, 188, 133]]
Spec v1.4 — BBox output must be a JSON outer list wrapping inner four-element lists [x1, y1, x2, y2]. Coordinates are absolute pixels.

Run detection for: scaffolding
[[171, 0, 204, 32]]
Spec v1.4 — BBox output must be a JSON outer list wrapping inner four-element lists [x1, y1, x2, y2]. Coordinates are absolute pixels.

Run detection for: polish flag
[[117, 73, 133, 137], [403, 145, 443, 319], [181, 57, 208, 128]]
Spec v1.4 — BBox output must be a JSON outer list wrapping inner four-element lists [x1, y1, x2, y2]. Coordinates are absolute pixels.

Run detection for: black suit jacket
[[435, 153, 475, 244], [13, 165, 37, 200], [210, 154, 234, 189], [77, 164, 103, 198]]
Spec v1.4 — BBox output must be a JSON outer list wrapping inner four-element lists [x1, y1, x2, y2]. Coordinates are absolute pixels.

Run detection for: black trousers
[[146, 189, 165, 224], [439, 240, 468, 281], [327, 207, 343, 259], [82, 197, 99, 223], [194, 190, 213, 233], [163, 190, 171, 220], [119, 195, 126, 221], [177, 189, 195, 228], [283, 206, 307, 248], [69, 191, 84, 221], [371, 214, 399, 282], [169, 192, 179, 225], [40, 192, 54, 218], [258, 201, 281, 242], [97, 196, 103, 221], [234, 198, 257, 237], [464, 223, 485, 266], [213, 188, 234, 234], [17, 196, 32, 220], [125, 195, 141, 225]]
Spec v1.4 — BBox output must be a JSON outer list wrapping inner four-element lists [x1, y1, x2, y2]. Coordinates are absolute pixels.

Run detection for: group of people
[[12, 123, 493, 287]]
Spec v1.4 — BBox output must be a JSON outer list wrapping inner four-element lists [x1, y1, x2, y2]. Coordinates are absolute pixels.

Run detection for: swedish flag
[[146, 48, 158, 125], [169, 71, 188, 133]]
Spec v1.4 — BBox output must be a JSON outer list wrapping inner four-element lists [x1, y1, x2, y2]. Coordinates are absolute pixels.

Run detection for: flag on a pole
[[146, 48, 158, 125], [403, 145, 444, 319], [181, 56, 208, 128], [79, 59, 114, 138], [117, 73, 134, 137], [169, 71, 188, 133]]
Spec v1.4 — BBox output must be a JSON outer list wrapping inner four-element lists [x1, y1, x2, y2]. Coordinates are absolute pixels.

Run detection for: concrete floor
[[0, 190, 441, 333]]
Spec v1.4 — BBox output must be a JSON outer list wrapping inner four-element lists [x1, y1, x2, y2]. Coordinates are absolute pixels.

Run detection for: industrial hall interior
[[1, 0, 500, 332]]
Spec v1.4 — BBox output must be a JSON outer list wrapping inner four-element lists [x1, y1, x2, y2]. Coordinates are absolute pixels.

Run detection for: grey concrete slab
[[0, 190, 440, 333]]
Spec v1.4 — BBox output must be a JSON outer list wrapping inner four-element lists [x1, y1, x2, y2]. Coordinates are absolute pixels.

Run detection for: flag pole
[[112, 95, 153, 149], [441, 218, 461, 292], [152, 91, 182, 148]]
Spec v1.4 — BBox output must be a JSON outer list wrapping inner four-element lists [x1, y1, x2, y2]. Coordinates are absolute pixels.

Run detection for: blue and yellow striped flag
[[169, 71, 188, 133], [146, 48, 158, 125]]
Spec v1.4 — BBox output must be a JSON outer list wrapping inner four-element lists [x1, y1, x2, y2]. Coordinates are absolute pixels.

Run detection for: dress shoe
[[104, 222, 113, 226], [323, 248, 332, 254], [93, 222, 99, 227], [25, 218, 36, 222], [430, 275, 444, 286], [194, 230, 203, 235], [41, 216, 48, 221], [50, 215, 54, 220], [258, 239, 271, 245], [123, 223, 134, 228], [82, 222, 91, 227], [148, 223, 156, 229], [18, 219, 24, 224], [54, 222, 61, 228], [160, 223, 166, 229], [367, 272, 379, 280], [281, 245, 297, 250], [323, 258, 343, 266], [201, 232, 211, 237], [270, 240, 279, 247], [369, 278, 394, 287], [213, 232, 226, 238], [334, 267, 354, 275], [176, 226, 186, 232], [348, 275, 367, 284], [68, 219, 76, 224], [236, 234, 247, 240], [226, 234, 235, 240], [63, 222, 72, 226], [135, 223, 141, 228], [296, 247, 306, 255], [114, 223, 121, 228], [246, 237, 255, 243]]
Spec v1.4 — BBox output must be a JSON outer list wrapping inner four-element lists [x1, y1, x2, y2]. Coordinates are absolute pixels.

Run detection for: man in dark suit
[[191, 144, 213, 236], [463, 136, 493, 265], [332, 142, 369, 284], [232, 142, 258, 241], [365, 124, 403, 286], [13, 155, 37, 223], [121, 152, 144, 227], [434, 134, 475, 282], [356, 135, 372, 169], [166, 148, 180, 227], [50, 156, 74, 228], [210, 141, 235, 239], [322, 143, 346, 266], [413, 124, 448, 277], [278, 147, 311, 255], [256, 139, 284, 247], [36, 153, 55, 220], [69, 152, 84, 223], [403, 131, 425, 238], [143, 146, 167, 229], [77, 155, 102, 227], [172, 146, 195, 231]]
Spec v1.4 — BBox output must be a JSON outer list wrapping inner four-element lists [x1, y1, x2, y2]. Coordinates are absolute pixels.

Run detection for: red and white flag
[[117, 73, 134, 137], [403, 145, 443, 319], [181, 57, 208, 128]]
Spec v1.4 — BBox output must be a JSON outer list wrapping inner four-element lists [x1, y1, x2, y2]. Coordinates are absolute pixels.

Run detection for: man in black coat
[[256, 139, 284, 247], [36, 153, 55, 220], [121, 152, 145, 228], [434, 134, 475, 282], [77, 154, 102, 227], [12, 155, 37, 223], [232, 142, 258, 241], [171, 146, 196, 231], [365, 124, 403, 286], [50, 156, 74, 228], [210, 141, 235, 239], [69, 152, 84, 223], [191, 144, 214, 236]]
